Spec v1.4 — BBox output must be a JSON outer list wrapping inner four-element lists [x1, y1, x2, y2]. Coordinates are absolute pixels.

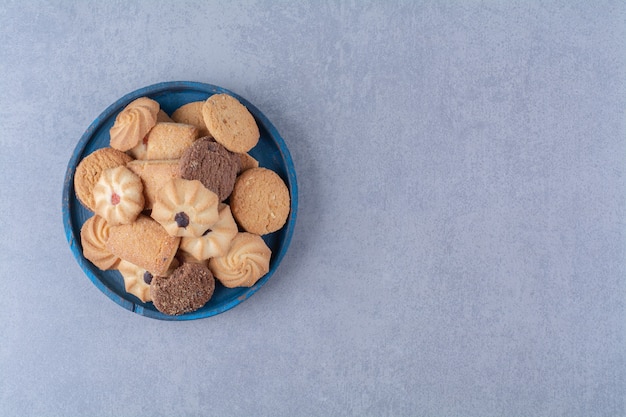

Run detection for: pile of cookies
[[74, 93, 290, 315]]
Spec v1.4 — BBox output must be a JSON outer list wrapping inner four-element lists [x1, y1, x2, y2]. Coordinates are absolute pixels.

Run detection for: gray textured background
[[1, 1, 625, 416]]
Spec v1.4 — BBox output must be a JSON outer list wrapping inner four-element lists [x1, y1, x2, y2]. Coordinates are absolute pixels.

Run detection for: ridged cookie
[[151, 178, 219, 238], [74, 147, 133, 212], [116, 260, 154, 303], [93, 166, 145, 226], [230, 167, 290, 235], [179, 203, 238, 261], [80, 215, 120, 270], [202, 94, 259, 153], [208, 232, 271, 288], [109, 97, 160, 151], [116, 258, 180, 303]]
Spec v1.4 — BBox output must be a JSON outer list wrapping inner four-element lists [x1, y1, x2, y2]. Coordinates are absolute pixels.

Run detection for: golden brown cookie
[[93, 166, 145, 226], [208, 232, 271, 288], [127, 122, 199, 160], [150, 178, 220, 238], [126, 159, 179, 210], [74, 147, 134, 212], [116, 260, 154, 303], [116, 258, 180, 303], [80, 215, 120, 270], [230, 167, 290, 235], [175, 250, 209, 267], [202, 94, 259, 153], [109, 97, 160, 152], [156, 109, 174, 123], [150, 262, 215, 315], [237, 152, 259, 174], [171, 101, 210, 137], [179, 203, 238, 261], [106, 215, 180, 276]]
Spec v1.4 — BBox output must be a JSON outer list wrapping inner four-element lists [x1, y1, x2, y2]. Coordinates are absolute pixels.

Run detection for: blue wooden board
[[62, 81, 298, 320]]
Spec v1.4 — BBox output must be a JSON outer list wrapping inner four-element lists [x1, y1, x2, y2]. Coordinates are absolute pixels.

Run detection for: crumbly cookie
[[237, 152, 259, 174], [202, 93, 259, 153], [156, 109, 174, 123], [229, 167, 290, 235], [110, 97, 160, 152], [93, 166, 145, 226], [179, 203, 238, 261], [171, 101, 210, 137], [178, 137, 241, 201], [80, 215, 120, 270], [127, 122, 199, 160], [74, 147, 134, 212], [126, 159, 179, 210], [151, 178, 219, 237], [106, 215, 180, 276], [150, 262, 215, 315], [208, 232, 271, 288]]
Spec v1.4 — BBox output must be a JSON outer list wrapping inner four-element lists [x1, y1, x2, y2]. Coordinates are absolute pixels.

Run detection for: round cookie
[[171, 101, 210, 137], [80, 215, 120, 270], [237, 152, 259, 174], [93, 166, 145, 226], [230, 167, 290, 235], [150, 178, 219, 237], [178, 137, 241, 201], [208, 232, 271, 288], [150, 262, 215, 315], [202, 93, 259, 153], [74, 147, 134, 212], [127, 122, 199, 160]]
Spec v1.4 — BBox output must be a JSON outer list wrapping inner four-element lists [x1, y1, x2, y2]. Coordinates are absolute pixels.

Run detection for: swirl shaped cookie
[[179, 203, 238, 261], [109, 97, 160, 151], [151, 178, 219, 237], [80, 215, 120, 270], [208, 232, 271, 288], [93, 166, 145, 225]]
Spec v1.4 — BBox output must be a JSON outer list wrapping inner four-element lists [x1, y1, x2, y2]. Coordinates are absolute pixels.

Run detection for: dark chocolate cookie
[[150, 262, 215, 315], [178, 137, 241, 201]]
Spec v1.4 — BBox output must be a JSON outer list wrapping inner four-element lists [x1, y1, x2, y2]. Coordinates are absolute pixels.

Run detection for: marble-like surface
[[1, 1, 625, 416]]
